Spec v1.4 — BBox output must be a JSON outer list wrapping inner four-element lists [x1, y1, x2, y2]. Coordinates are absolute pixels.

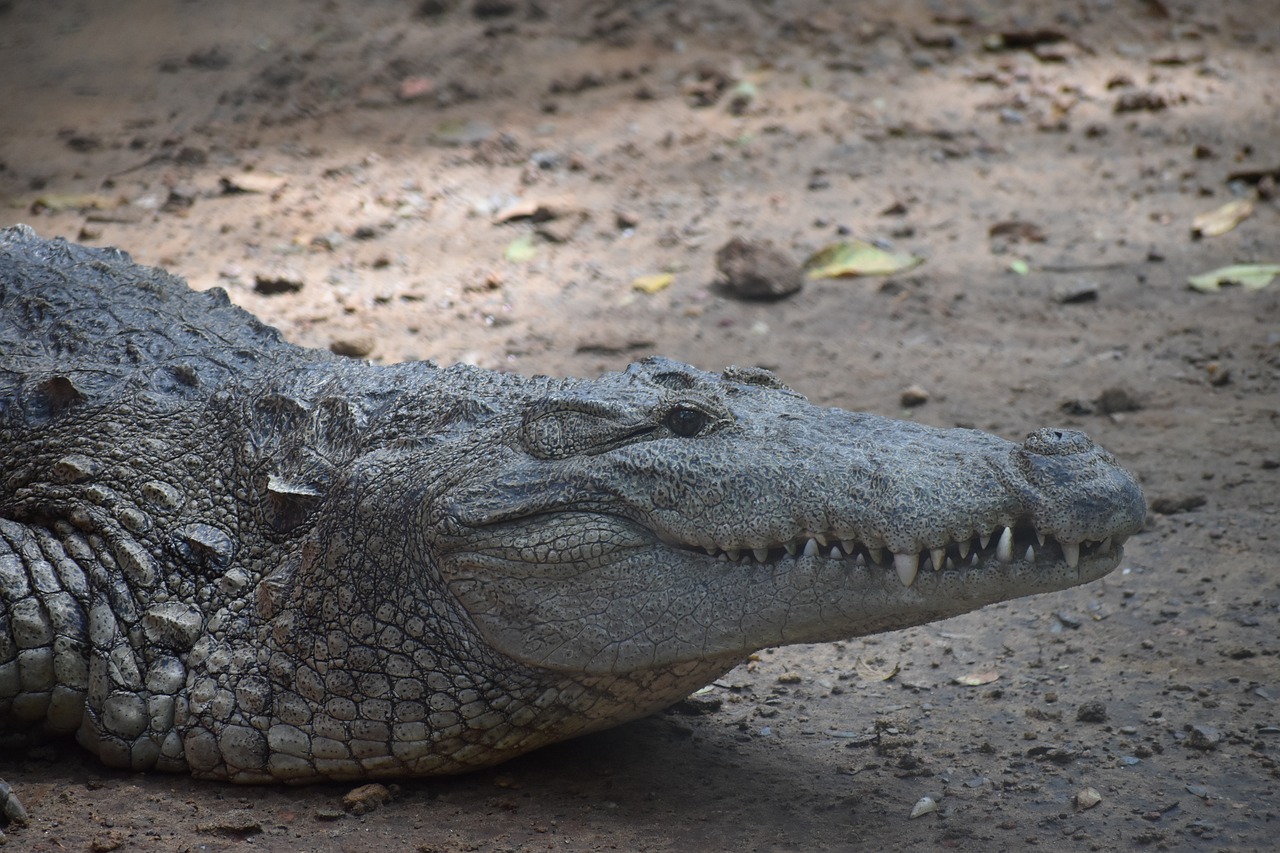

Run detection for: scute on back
[[0, 225, 315, 421]]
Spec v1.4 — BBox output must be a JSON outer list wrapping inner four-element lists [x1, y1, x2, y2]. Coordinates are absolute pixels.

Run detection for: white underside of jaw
[[700, 527, 1122, 589]]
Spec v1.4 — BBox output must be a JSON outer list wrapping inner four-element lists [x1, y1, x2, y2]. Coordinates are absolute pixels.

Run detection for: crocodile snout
[[1011, 427, 1146, 545]]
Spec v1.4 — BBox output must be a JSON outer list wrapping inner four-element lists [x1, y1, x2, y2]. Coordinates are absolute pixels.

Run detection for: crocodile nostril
[[1021, 427, 1095, 457]]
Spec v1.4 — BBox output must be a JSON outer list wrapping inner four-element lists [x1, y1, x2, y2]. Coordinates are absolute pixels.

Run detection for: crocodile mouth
[[679, 524, 1126, 589]]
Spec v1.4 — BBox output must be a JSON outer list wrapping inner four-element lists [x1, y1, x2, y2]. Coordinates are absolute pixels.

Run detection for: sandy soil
[[2, 0, 1279, 850]]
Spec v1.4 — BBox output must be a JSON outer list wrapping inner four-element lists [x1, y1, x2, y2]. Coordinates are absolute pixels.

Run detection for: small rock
[[472, 0, 517, 18], [0, 780, 28, 826], [174, 146, 208, 165], [900, 385, 929, 408], [1055, 279, 1099, 304], [777, 671, 803, 684], [1150, 494, 1206, 515], [253, 270, 304, 295], [1203, 362, 1231, 386], [913, 26, 960, 49], [725, 81, 757, 116], [330, 336, 376, 359], [909, 795, 940, 819], [1114, 90, 1168, 113], [89, 831, 127, 852], [1076, 701, 1108, 723], [343, 782, 393, 815], [1076, 787, 1103, 810], [398, 76, 436, 102], [536, 210, 589, 243], [715, 237, 804, 300], [416, 0, 454, 16], [1185, 724, 1221, 751], [1095, 386, 1140, 414], [1054, 611, 1083, 629], [195, 814, 263, 837], [670, 694, 723, 715]]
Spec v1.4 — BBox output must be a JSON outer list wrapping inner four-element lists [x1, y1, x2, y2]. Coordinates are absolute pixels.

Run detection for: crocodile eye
[[663, 405, 708, 437]]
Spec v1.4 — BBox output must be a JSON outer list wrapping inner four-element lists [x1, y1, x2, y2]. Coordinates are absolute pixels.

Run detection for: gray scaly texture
[[0, 225, 1145, 797]]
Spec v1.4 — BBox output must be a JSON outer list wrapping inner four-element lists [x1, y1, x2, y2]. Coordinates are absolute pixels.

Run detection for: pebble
[[1095, 386, 1140, 414], [343, 782, 394, 815], [1076, 701, 1108, 723], [1055, 279, 1099, 304], [899, 385, 929, 408], [253, 270, 304, 295], [1075, 787, 1102, 810], [1150, 494, 1207, 515], [1185, 724, 1221, 751], [330, 336, 376, 358], [909, 795, 939, 818]]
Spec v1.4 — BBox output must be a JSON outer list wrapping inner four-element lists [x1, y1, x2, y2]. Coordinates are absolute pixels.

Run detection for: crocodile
[[0, 224, 1144, 804]]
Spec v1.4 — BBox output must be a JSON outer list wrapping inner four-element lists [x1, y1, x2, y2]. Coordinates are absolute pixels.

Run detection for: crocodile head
[[433, 357, 1145, 677]]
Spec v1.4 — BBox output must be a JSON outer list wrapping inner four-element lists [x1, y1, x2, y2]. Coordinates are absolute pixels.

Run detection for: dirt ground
[[2, 0, 1279, 850]]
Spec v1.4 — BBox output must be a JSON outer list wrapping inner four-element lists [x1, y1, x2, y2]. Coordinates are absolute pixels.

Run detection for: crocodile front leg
[[0, 518, 92, 832], [0, 519, 92, 734]]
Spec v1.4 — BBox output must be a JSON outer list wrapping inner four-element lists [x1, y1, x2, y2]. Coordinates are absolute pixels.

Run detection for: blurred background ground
[[1, 1, 1278, 850]]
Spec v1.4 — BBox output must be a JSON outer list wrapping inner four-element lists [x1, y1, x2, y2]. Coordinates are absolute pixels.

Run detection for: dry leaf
[[28, 193, 120, 213], [989, 220, 1047, 243], [631, 273, 674, 294], [953, 670, 999, 686], [494, 198, 579, 224], [504, 234, 538, 263], [855, 658, 901, 682], [804, 240, 923, 279], [1187, 263, 1280, 293], [1191, 198, 1254, 237], [219, 174, 287, 195]]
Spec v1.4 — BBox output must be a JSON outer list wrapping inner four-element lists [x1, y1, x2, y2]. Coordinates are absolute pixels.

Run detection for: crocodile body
[[0, 225, 1145, 788]]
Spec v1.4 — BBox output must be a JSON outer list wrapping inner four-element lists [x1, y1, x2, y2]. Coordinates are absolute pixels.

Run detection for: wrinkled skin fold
[[0, 225, 1146, 789]]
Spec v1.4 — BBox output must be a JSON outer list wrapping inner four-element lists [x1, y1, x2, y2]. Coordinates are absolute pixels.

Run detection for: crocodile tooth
[[868, 547, 885, 564], [829, 546, 842, 559], [978, 531, 992, 551], [725, 548, 740, 562], [930, 548, 946, 571], [803, 538, 819, 558], [957, 539, 970, 560], [893, 552, 919, 588], [717, 552, 729, 562], [1062, 541, 1080, 568], [705, 546, 719, 557], [753, 548, 769, 563], [840, 539, 855, 554], [1098, 536, 1112, 553], [1034, 530, 1045, 547], [812, 533, 828, 547], [1023, 544, 1034, 562], [996, 527, 1013, 563], [784, 541, 798, 557], [853, 552, 866, 566]]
